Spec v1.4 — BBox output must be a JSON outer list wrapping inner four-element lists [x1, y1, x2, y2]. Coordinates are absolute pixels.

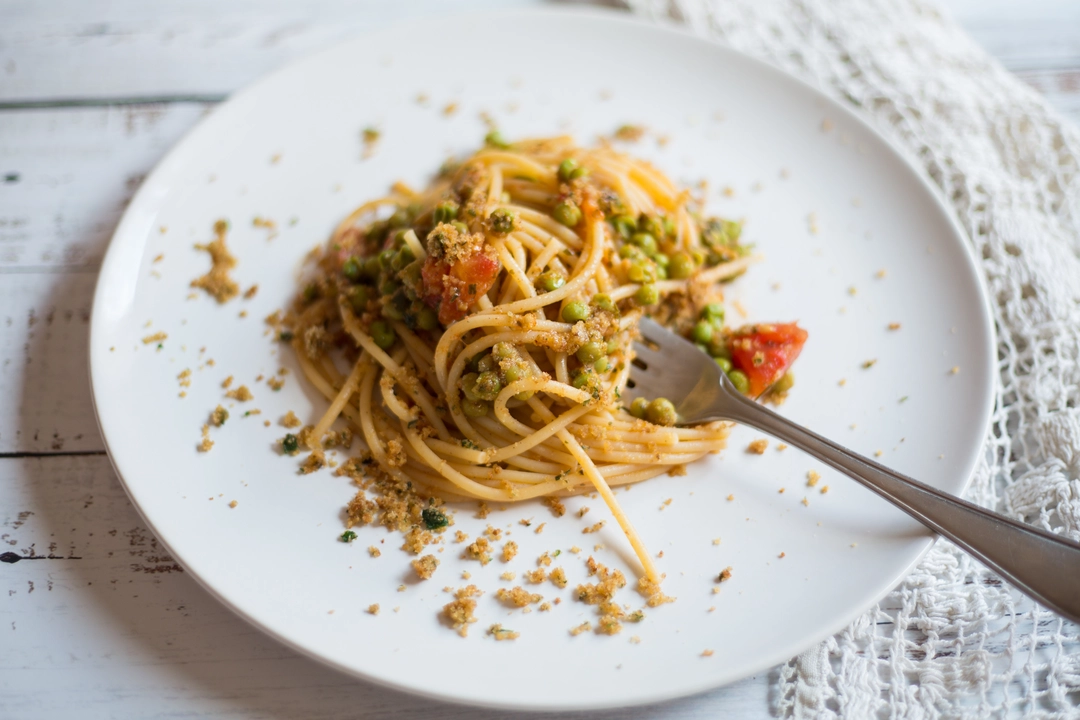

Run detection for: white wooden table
[[2, 1, 1078, 717]]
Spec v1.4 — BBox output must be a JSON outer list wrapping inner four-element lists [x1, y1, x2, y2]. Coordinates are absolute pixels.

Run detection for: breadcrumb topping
[[747, 439, 768, 454], [411, 554, 439, 580]]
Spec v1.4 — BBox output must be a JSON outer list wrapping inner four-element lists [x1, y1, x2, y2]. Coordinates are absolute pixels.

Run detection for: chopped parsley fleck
[[282, 433, 299, 455], [461, 439, 479, 450], [553, 549, 561, 557], [279, 330, 294, 342], [422, 507, 449, 530], [340, 530, 358, 543]]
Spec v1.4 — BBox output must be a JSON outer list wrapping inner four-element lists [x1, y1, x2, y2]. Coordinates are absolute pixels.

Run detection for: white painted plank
[[0, 0, 543, 102], [0, 455, 774, 719]]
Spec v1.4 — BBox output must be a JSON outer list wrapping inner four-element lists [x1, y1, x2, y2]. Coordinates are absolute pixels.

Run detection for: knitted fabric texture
[[626, 0, 1080, 717]]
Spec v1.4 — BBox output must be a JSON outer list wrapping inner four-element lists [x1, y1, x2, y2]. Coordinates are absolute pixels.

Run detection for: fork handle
[[721, 391, 1080, 623]]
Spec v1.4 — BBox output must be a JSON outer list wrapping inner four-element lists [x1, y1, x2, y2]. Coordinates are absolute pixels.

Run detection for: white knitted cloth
[[625, 0, 1080, 716]]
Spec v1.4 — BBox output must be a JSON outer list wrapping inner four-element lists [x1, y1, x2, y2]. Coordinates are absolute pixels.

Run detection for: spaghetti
[[283, 135, 779, 583]]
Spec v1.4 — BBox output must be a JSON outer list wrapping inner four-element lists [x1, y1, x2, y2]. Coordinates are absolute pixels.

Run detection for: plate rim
[[88, 5, 997, 711]]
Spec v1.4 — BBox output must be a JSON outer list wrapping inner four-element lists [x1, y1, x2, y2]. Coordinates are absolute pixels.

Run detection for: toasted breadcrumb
[[779, 487, 785, 494], [776, 443, 788, 451], [712, 538, 721, 546], [228, 500, 238, 509], [368, 546, 381, 558], [718, 567, 733, 582], [367, 604, 380, 615], [807, 470, 821, 487], [862, 359, 877, 369], [442, 585, 482, 636], [950, 366, 960, 375], [747, 439, 768, 454], [726, 494, 734, 501], [488, 624, 519, 641], [577, 506, 590, 518], [888, 322, 901, 331], [226, 385, 253, 401], [614, 124, 645, 142], [177, 369, 192, 388], [702, 649, 715, 657], [779, 552, 786, 559], [142, 332, 167, 344], [464, 537, 492, 565], [221, 375, 234, 389], [637, 575, 675, 607], [411, 554, 439, 580], [539, 602, 552, 612], [821, 485, 830, 494], [537, 552, 553, 567], [802, 497, 810, 506], [476, 502, 490, 519], [496, 586, 543, 608], [542, 496, 566, 517], [454, 530, 469, 543], [569, 621, 592, 637], [243, 284, 259, 299], [267, 377, 285, 391], [549, 567, 567, 588], [577, 558, 627, 605], [534, 522, 546, 534], [198, 424, 214, 452], [582, 521, 606, 534], [630, 636, 641, 644], [191, 220, 239, 303], [209, 405, 229, 427], [500, 571, 516, 581], [570, 546, 581, 554]]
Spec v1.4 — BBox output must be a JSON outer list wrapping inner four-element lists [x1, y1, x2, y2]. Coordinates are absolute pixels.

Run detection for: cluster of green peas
[[459, 341, 534, 418], [688, 303, 753, 394], [610, 212, 699, 307]]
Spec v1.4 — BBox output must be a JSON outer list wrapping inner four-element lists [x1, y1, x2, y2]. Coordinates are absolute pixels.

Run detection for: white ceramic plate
[[90, 8, 994, 712]]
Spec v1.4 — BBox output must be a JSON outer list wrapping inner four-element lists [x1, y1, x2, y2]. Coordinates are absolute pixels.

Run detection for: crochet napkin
[[625, 0, 1080, 717]]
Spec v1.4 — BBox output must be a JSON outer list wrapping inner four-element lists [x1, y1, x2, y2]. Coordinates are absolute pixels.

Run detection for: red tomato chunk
[[727, 322, 808, 396]]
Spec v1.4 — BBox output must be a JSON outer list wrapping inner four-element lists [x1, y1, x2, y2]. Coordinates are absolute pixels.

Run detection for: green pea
[[652, 253, 670, 267], [691, 321, 714, 345], [576, 341, 604, 365], [342, 256, 361, 281], [594, 357, 610, 373], [492, 342, 516, 361], [690, 250, 706, 267], [379, 279, 400, 297], [370, 320, 396, 350], [612, 215, 637, 239], [348, 286, 369, 313], [391, 247, 415, 271], [655, 265, 668, 281], [701, 303, 725, 322], [477, 354, 497, 374], [381, 301, 404, 321], [629, 397, 649, 419], [378, 248, 396, 270], [282, 433, 299, 454], [606, 338, 619, 354], [557, 158, 578, 183], [451, 220, 469, 234], [388, 209, 410, 228], [627, 260, 655, 284], [635, 284, 659, 306], [537, 271, 566, 292], [502, 362, 526, 384], [695, 343, 709, 354], [485, 130, 510, 149], [474, 371, 502, 401], [569, 166, 589, 181], [618, 245, 643, 260], [638, 215, 664, 240], [562, 301, 590, 323], [553, 201, 582, 227], [728, 369, 750, 394], [630, 232, 657, 255], [715, 356, 733, 373], [489, 208, 515, 234], [461, 372, 481, 401], [362, 256, 382, 280], [592, 293, 617, 313], [433, 201, 459, 224], [772, 371, 795, 393], [571, 371, 591, 389], [668, 252, 694, 279], [462, 398, 489, 418], [662, 216, 677, 237], [646, 398, 677, 426], [416, 306, 439, 331]]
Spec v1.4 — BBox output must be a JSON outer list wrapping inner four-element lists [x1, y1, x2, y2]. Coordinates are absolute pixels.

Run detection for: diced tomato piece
[[421, 251, 501, 325], [727, 322, 808, 396]]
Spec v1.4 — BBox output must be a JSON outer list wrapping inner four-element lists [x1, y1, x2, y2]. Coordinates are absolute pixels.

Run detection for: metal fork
[[630, 318, 1080, 623]]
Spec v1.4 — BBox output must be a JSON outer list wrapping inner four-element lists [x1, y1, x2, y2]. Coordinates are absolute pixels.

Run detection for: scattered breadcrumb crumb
[[776, 443, 788, 451], [226, 385, 253, 401], [838, 378, 847, 387], [177, 369, 192, 388], [582, 521, 606, 534], [862, 359, 877, 369], [442, 585, 482, 636], [779, 552, 786, 559], [549, 567, 567, 588], [614, 124, 645, 142], [454, 530, 469, 543], [411, 554, 439, 580], [496, 586, 542, 608], [228, 500, 238, 508], [876, 269, 887, 278], [464, 537, 492, 565], [821, 118, 834, 132], [801, 497, 810, 506], [500, 571, 516, 581], [534, 522, 546, 534], [281, 411, 302, 428], [888, 322, 901, 331], [488, 624, 519, 641], [702, 649, 715, 657], [726, 494, 734, 502], [712, 538, 721, 546], [209, 405, 228, 427], [821, 485, 830, 494], [807, 470, 821, 487], [524, 568, 546, 584], [718, 567, 732, 582], [476, 502, 490, 519], [443, 102, 458, 116], [267, 377, 285, 391], [542, 497, 566, 517], [368, 546, 381, 558], [221, 375, 233, 389], [570, 621, 592, 637], [570, 546, 581, 554], [244, 284, 259, 299], [191, 220, 239, 303], [198, 424, 214, 452], [577, 506, 590, 518], [747, 439, 768, 454], [874, 450, 884, 457], [142, 332, 167, 344], [367, 604, 379, 615], [778, 487, 786, 494], [950, 366, 960, 375], [501, 541, 518, 563]]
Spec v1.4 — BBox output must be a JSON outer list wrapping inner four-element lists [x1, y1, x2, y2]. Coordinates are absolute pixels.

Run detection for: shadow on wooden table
[[11, 271, 778, 719]]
